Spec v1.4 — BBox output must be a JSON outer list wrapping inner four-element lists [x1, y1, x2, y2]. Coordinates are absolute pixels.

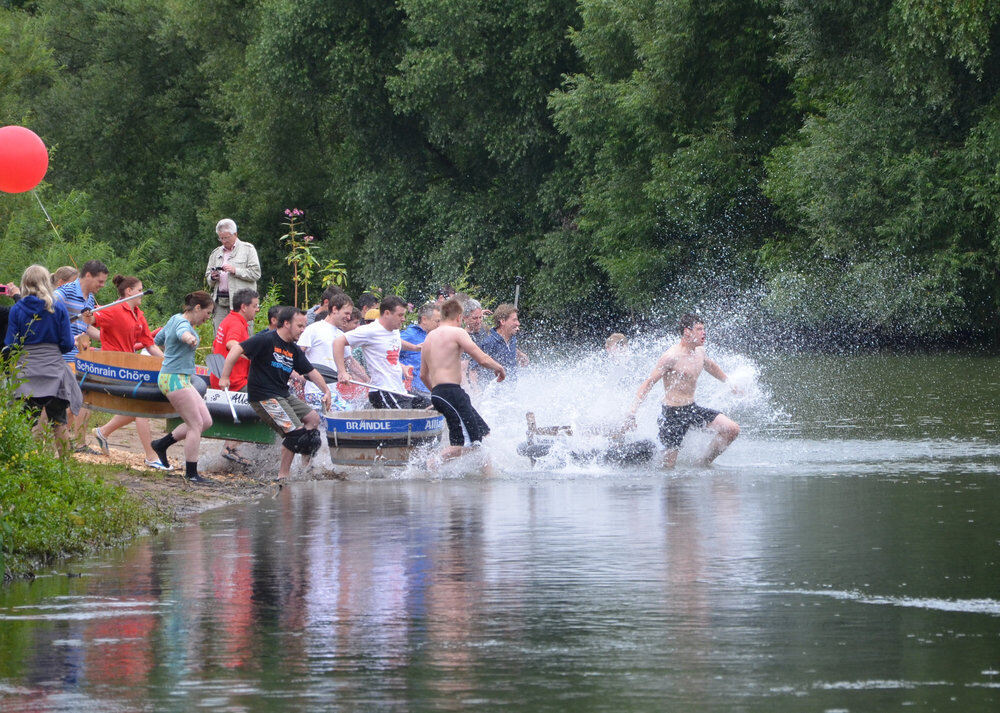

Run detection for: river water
[[1, 352, 999, 712]]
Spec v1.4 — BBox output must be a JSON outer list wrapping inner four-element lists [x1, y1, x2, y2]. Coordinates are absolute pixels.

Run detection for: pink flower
[[304, 235, 314, 242]]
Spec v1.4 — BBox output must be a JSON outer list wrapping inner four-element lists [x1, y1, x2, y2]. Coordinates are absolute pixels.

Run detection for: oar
[[70, 289, 153, 322], [205, 353, 240, 424], [311, 363, 413, 399]]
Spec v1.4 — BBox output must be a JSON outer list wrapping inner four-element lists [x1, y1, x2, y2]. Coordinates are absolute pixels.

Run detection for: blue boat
[[325, 409, 445, 466]]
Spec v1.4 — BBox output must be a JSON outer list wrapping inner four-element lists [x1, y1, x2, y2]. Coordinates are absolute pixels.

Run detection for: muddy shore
[[75, 421, 346, 522]]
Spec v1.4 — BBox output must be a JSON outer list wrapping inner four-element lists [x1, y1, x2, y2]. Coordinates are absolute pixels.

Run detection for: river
[[1, 352, 998, 712]]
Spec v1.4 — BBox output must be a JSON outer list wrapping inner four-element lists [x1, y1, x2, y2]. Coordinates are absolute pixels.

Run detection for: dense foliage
[[1, 0, 999, 343]]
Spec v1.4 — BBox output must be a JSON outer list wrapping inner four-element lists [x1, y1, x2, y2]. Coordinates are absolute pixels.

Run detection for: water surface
[[1, 353, 998, 712]]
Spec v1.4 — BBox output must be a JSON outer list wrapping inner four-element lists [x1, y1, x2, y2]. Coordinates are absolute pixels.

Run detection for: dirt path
[[75, 420, 346, 521]]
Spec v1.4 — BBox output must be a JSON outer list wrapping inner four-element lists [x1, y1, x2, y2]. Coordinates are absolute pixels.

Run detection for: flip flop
[[222, 448, 252, 467]]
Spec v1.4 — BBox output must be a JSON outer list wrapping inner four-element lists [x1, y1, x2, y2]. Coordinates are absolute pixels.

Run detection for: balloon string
[[31, 189, 76, 268]]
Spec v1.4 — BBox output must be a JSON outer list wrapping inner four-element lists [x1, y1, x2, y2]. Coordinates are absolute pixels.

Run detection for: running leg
[[697, 414, 740, 466]]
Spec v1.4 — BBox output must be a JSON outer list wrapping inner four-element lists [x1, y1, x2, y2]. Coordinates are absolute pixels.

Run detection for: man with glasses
[[205, 218, 261, 334]]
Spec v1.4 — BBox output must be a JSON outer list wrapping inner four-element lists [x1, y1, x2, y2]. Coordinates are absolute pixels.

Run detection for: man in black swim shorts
[[420, 298, 506, 473], [431, 382, 491, 447], [626, 313, 741, 468]]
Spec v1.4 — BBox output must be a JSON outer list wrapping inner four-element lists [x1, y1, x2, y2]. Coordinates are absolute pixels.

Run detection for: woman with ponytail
[[149, 291, 215, 482], [3, 264, 82, 454], [90, 275, 168, 469]]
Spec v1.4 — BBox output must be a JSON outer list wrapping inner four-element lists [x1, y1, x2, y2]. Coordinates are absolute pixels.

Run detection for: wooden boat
[[166, 382, 277, 444], [75, 350, 177, 418], [325, 409, 445, 466]]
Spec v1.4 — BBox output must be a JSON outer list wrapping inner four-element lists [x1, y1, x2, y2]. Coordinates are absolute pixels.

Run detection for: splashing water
[[391, 333, 780, 478]]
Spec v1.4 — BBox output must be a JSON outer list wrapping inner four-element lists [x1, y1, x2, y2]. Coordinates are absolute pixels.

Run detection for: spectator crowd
[[2, 217, 532, 481]]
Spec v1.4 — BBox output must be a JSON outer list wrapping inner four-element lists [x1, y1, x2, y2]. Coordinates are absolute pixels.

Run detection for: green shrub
[[0, 355, 156, 579]]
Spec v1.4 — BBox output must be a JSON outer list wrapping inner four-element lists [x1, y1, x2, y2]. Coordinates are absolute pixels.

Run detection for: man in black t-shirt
[[220, 307, 332, 480]]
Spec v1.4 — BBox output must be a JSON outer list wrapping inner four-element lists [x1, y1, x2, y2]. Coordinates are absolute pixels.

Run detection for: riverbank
[[1, 417, 344, 581]]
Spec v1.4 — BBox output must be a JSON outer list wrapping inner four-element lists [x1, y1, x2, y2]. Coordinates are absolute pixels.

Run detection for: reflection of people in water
[[626, 313, 740, 468]]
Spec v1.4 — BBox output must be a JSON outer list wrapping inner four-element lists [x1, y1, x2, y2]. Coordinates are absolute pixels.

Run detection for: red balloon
[[0, 126, 49, 193]]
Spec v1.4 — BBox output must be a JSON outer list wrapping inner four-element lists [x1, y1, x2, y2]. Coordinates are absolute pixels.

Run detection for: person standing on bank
[[4, 265, 83, 455], [90, 275, 169, 470], [150, 291, 216, 483], [219, 307, 332, 481], [54, 259, 109, 453], [205, 218, 261, 335], [626, 313, 740, 469]]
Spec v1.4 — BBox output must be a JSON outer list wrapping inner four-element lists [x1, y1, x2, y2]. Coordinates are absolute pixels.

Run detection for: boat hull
[[325, 409, 444, 466], [75, 351, 177, 418], [166, 388, 277, 444]]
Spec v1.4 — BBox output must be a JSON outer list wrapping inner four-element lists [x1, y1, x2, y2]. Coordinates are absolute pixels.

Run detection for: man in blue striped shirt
[[54, 260, 108, 452], [54, 260, 108, 362]]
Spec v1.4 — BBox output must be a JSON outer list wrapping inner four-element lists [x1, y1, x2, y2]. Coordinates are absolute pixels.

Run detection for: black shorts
[[25, 396, 70, 425], [431, 383, 490, 447], [657, 403, 720, 449], [368, 390, 431, 410]]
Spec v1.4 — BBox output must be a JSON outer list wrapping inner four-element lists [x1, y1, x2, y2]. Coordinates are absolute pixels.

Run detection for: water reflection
[[2, 473, 999, 712]]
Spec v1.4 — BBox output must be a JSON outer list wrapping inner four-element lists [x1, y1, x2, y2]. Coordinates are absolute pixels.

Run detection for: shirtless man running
[[420, 298, 506, 469], [626, 313, 740, 468]]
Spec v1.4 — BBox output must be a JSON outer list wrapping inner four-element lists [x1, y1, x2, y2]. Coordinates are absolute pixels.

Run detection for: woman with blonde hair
[[51, 266, 79, 289], [90, 274, 168, 469], [3, 264, 83, 454], [149, 290, 215, 483]]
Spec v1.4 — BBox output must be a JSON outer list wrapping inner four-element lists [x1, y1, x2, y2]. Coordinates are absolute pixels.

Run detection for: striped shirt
[[54, 278, 96, 362]]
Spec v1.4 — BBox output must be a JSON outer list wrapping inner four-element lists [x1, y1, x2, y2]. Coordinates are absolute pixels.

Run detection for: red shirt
[[94, 302, 155, 353], [210, 311, 250, 390]]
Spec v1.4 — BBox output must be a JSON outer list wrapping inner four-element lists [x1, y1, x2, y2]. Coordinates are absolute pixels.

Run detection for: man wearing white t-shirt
[[333, 295, 431, 409], [297, 292, 365, 413]]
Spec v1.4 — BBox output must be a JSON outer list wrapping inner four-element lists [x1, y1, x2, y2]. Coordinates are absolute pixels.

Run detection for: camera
[[0, 284, 9, 296]]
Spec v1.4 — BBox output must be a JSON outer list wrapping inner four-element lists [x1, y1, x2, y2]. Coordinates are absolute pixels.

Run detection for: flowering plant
[[279, 208, 319, 308]]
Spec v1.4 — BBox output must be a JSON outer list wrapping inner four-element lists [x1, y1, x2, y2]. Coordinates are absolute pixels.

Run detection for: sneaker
[[93, 427, 110, 456], [185, 473, 211, 484], [74, 443, 100, 455], [144, 458, 172, 471]]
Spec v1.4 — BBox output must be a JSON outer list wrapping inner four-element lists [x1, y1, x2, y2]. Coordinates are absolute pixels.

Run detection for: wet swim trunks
[[657, 403, 720, 449], [431, 383, 490, 447]]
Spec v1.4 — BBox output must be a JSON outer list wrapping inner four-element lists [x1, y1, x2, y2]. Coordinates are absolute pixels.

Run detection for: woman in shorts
[[3, 264, 83, 455], [150, 291, 214, 483]]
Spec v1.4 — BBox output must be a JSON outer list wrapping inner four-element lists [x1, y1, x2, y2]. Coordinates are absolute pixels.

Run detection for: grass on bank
[[0, 359, 158, 580]]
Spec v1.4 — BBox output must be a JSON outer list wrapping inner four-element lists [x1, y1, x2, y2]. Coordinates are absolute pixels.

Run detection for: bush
[[0, 354, 155, 579]]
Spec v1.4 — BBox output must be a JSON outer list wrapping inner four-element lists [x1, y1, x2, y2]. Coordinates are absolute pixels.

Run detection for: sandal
[[222, 447, 252, 467]]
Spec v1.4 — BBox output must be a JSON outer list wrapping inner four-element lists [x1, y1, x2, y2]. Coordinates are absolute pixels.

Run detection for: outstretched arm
[[704, 356, 743, 394], [703, 357, 727, 382], [461, 332, 505, 382], [305, 368, 332, 411], [333, 334, 350, 382], [629, 354, 673, 415]]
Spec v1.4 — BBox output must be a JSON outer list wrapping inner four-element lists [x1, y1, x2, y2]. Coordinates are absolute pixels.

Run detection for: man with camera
[[205, 218, 261, 334]]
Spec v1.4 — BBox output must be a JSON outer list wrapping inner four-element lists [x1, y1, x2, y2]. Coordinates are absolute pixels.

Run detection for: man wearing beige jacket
[[205, 218, 261, 333]]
